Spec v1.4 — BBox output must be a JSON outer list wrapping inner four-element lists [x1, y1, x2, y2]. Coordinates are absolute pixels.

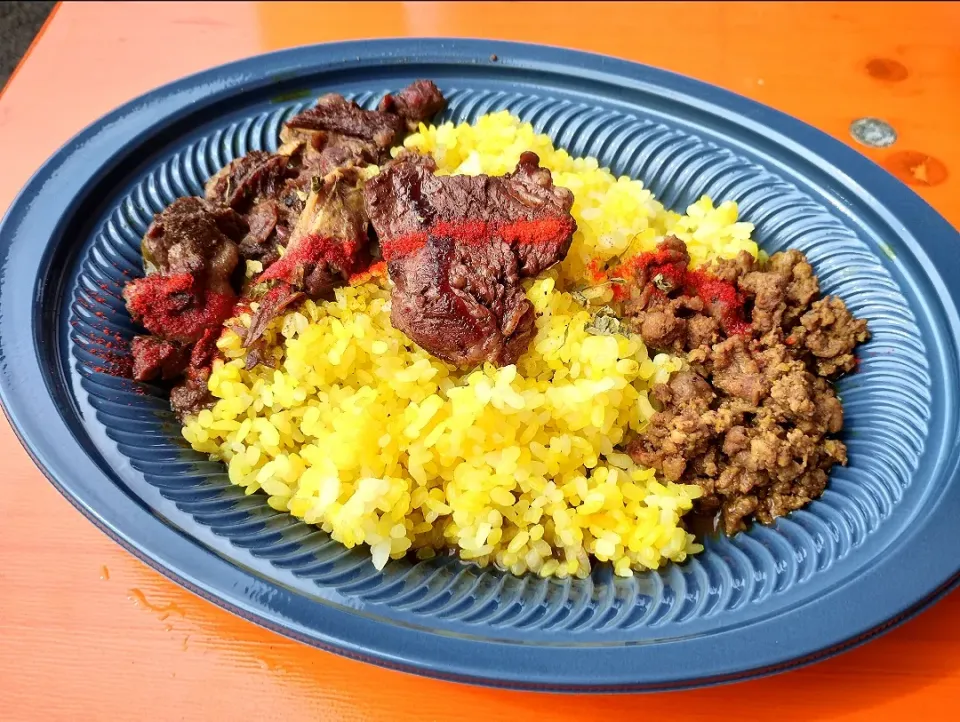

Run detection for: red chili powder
[[596, 250, 751, 335], [685, 269, 751, 335], [257, 236, 361, 286], [124, 272, 236, 342], [84, 335, 133, 377], [379, 218, 575, 262]]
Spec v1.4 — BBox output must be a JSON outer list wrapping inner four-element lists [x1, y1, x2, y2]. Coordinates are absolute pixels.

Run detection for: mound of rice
[[182, 112, 761, 579]]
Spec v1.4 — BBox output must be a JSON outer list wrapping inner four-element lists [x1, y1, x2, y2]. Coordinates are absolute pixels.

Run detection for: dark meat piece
[[238, 200, 282, 265], [244, 284, 306, 346], [204, 151, 309, 267], [124, 199, 243, 344], [364, 152, 576, 366], [166, 330, 221, 420], [278, 126, 378, 177], [170, 367, 215, 419], [204, 151, 295, 212], [283, 80, 447, 164], [244, 167, 370, 344], [377, 80, 446, 130], [123, 271, 237, 345], [365, 152, 574, 272], [390, 234, 537, 367], [285, 93, 406, 152], [124, 200, 243, 419], [125, 81, 449, 414], [139, 197, 244, 293], [130, 336, 189, 382]]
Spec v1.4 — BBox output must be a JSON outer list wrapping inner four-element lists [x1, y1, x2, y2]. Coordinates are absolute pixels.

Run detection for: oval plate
[[1, 39, 959, 692]]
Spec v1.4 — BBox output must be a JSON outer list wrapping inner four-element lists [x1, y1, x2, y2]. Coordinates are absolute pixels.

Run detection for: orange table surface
[[1, 2, 958, 720]]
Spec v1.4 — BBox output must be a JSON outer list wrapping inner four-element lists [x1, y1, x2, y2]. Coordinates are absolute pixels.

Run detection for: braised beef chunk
[[204, 151, 295, 211], [390, 234, 538, 367], [138, 197, 245, 292], [624, 237, 869, 534], [377, 80, 446, 130], [244, 166, 370, 344], [123, 198, 244, 347], [130, 336, 190, 382], [170, 368, 215, 418], [278, 125, 377, 177], [363, 151, 576, 366], [123, 80, 449, 415], [203, 151, 305, 267]]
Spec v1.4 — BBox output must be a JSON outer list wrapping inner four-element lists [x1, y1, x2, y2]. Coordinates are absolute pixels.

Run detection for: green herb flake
[[271, 88, 315, 104]]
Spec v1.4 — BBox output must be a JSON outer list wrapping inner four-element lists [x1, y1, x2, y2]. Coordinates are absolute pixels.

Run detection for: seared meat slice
[[363, 151, 576, 366], [365, 151, 575, 267], [244, 166, 370, 343], [377, 80, 446, 130]]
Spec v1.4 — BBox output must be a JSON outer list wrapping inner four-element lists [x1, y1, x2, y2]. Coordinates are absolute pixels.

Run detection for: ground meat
[[624, 237, 869, 534], [793, 296, 870, 376], [711, 336, 768, 405]]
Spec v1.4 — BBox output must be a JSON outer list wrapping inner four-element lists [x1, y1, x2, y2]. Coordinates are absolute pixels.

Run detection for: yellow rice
[[182, 111, 760, 579]]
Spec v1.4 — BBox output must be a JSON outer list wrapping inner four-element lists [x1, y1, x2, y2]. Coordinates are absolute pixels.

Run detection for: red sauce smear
[[598, 249, 750, 335], [380, 218, 574, 262], [125, 272, 236, 342]]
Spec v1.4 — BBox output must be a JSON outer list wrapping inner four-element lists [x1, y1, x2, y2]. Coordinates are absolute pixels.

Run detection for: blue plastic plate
[[1, 39, 959, 692]]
